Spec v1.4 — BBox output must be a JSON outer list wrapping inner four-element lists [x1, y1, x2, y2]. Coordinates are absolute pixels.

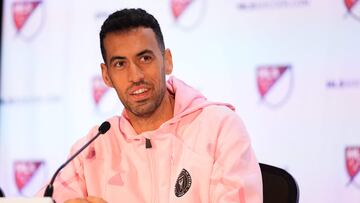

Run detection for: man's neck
[[127, 91, 175, 134]]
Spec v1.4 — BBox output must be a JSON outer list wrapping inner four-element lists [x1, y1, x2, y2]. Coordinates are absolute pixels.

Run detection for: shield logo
[[12, 0, 44, 39], [92, 75, 109, 106], [14, 160, 44, 193], [344, 0, 360, 21], [345, 146, 360, 184], [91, 75, 121, 115], [170, 0, 205, 29], [171, 0, 194, 20], [174, 168, 192, 197], [256, 65, 293, 107], [345, 0, 359, 10]]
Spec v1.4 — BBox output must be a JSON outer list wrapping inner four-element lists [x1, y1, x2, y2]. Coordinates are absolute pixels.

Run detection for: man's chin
[[132, 111, 155, 118], [129, 104, 156, 118]]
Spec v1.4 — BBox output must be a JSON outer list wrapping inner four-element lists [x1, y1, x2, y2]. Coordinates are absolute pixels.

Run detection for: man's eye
[[140, 55, 152, 63], [114, 61, 126, 68]]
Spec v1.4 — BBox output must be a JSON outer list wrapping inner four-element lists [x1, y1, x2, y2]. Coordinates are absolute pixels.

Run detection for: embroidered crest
[[175, 168, 192, 197]]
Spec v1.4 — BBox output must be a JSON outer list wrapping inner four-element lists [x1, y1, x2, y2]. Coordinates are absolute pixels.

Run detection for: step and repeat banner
[[1, 0, 359, 202]]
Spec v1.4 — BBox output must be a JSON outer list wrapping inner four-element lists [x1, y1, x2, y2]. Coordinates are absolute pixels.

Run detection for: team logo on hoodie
[[344, 0, 360, 21], [170, 0, 206, 29], [345, 146, 360, 187], [256, 65, 293, 107], [175, 168, 192, 197], [12, 0, 44, 39]]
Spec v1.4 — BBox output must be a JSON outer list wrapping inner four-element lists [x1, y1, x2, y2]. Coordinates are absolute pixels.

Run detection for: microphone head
[[0, 187, 5, 197], [98, 121, 111, 134]]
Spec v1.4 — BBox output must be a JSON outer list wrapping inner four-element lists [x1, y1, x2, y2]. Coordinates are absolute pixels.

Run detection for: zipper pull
[[145, 138, 152, 149]]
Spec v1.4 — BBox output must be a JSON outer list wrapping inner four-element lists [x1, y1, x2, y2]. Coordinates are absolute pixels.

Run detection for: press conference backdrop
[[1, 0, 359, 202]]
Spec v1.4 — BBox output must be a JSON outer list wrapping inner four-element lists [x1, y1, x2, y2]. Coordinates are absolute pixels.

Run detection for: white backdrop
[[1, 0, 360, 202]]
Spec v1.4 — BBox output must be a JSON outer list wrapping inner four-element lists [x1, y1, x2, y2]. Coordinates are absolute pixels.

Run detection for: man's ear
[[164, 49, 173, 75], [101, 63, 114, 87]]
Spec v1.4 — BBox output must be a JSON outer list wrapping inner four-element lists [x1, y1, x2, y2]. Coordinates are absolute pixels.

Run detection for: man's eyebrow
[[136, 49, 154, 57], [109, 56, 126, 64]]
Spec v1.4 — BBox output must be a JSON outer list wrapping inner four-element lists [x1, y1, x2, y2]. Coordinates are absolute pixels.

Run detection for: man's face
[[101, 27, 173, 118]]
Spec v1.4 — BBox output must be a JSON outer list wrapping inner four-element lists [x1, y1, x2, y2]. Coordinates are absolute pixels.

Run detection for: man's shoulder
[[196, 104, 246, 129], [200, 103, 237, 117]]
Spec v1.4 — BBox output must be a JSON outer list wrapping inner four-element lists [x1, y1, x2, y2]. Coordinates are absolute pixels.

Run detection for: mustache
[[127, 80, 152, 91]]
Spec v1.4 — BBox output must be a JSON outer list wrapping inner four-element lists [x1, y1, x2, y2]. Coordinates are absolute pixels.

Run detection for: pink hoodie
[[43, 76, 262, 203]]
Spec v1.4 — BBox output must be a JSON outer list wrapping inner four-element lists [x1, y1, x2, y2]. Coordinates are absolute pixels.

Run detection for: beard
[[119, 77, 167, 118], [126, 86, 166, 118]]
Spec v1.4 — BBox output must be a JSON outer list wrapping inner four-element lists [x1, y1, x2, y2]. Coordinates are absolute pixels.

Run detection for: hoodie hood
[[166, 76, 235, 122], [119, 76, 235, 136], [167, 76, 208, 116]]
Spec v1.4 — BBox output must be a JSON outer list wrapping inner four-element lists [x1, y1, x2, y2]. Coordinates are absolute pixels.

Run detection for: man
[[48, 8, 262, 203]]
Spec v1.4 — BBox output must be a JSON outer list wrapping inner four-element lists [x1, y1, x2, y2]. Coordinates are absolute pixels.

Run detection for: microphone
[[0, 187, 4, 197], [43, 121, 111, 198]]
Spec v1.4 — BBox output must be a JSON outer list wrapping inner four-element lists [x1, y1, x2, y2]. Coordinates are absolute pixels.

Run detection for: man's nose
[[128, 62, 144, 83]]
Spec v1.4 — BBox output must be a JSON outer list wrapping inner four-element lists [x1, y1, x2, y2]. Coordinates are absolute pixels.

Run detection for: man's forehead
[[105, 28, 157, 49], [105, 27, 156, 40], [103, 28, 160, 61]]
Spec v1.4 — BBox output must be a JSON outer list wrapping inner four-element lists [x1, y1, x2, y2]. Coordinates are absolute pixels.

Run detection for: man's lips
[[131, 87, 148, 95], [129, 86, 151, 101]]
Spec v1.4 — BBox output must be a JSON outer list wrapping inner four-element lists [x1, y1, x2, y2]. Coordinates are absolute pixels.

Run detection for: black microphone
[[43, 121, 111, 198], [0, 187, 4, 197]]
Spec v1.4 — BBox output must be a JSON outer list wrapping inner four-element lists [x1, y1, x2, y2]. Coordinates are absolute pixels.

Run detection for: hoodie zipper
[[146, 138, 159, 203]]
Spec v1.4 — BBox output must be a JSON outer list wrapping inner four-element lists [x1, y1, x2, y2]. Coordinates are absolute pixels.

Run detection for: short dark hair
[[99, 8, 165, 63]]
